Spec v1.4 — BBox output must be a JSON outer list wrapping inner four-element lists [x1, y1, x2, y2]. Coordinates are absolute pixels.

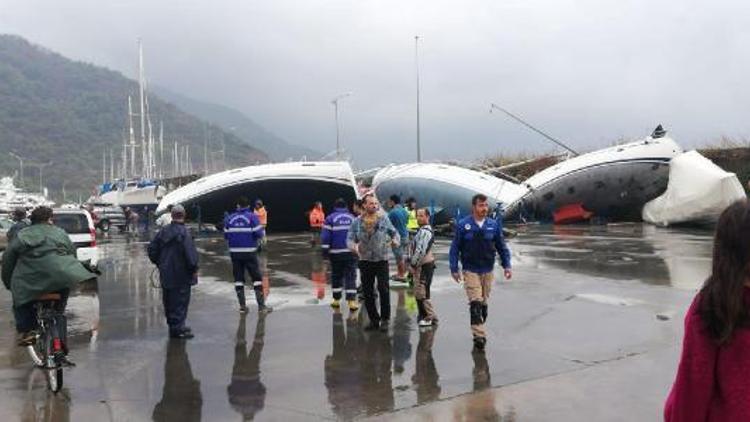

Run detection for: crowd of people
[[7, 192, 750, 419], [145, 191, 513, 351]]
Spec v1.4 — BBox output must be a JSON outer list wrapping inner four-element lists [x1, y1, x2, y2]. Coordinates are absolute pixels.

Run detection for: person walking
[[148, 205, 199, 339], [347, 194, 400, 331], [128, 208, 140, 234], [224, 196, 271, 314], [6, 207, 29, 242], [387, 195, 410, 283], [664, 199, 750, 421], [409, 208, 437, 327], [449, 194, 512, 351], [254, 200, 268, 251], [320, 198, 358, 311], [309, 201, 325, 246]]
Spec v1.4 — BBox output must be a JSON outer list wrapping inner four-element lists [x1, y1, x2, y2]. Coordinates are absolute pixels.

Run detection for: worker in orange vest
[[254, 199, 268, 251], [309, 201, 325, 246]]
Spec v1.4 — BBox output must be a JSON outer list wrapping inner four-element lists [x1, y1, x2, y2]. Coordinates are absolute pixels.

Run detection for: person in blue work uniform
[[224, 196, 272, 314], [148, 205, 199, 339], [320, 198, 359, 312], [449, 193, 513, 351], [387, 195, 410, 283]]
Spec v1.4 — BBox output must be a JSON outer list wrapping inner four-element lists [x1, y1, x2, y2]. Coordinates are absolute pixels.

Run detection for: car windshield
[[53, 214, 90, 234]]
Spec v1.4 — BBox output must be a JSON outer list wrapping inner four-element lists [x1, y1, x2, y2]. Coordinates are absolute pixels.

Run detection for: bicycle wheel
[[47, 366, 63, 393]]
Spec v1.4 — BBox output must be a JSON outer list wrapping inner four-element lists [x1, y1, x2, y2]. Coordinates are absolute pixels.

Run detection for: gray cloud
[[2, 0, 749, 167]]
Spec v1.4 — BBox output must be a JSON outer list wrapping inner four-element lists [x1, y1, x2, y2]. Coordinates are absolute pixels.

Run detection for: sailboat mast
[[159, 121, 164, 179], [138, 39, 147, 178], [128, 95, 136, 177]]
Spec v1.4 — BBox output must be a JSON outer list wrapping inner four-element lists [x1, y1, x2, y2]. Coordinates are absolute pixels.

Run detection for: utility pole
[[331, 92, 352, 160], [9, 152, 25, 188], [415, 35, 422, 162], [32, 161, 52, 194]]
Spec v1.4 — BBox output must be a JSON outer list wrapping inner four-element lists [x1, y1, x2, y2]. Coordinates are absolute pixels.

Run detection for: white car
[[52, 208, 99, 268]]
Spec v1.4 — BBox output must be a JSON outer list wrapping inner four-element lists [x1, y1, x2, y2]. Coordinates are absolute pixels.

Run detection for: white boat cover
[[642, 150, 746, 226]]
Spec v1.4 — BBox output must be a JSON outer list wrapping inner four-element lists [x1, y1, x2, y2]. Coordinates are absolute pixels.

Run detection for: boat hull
[[372, 163, 528, 225], [506, 159, 672, 222], [176, 179, 357, 231], [157, 162, 359, 232], [375, 177, 502, 225]]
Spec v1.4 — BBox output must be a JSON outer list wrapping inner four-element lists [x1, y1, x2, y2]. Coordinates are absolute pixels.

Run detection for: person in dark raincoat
[[6, 207, 29, 243], [148, 205, 199, 339], [1, 206, 97, 345]]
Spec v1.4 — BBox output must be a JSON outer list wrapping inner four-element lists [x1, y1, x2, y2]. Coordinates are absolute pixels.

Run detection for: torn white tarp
[[643, 150, 746, 226]]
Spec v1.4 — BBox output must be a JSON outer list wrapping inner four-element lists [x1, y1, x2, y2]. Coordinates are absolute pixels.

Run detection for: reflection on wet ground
[[0, 224, 714, 421]]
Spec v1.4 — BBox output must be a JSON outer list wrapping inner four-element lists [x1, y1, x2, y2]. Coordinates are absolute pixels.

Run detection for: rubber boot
[[255, 288, 273, 313], [416, 299, 427, 322], [482, 304, 488, 323], [235, 286, 248, 313]]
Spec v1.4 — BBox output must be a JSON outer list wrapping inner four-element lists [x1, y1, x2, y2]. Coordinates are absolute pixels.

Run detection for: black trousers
[[359, 260, 390, 323], [330, 254, 358, 300], [14, 289, 69, 333], [232, 253, 263, 286], [162, 285, 191, 333]]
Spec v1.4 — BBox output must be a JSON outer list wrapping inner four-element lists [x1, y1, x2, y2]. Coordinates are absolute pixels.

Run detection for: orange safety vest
[[309, 207, 325, 228], [255, 206, 268, 226]]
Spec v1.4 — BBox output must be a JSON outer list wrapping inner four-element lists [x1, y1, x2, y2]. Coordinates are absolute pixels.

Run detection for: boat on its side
[[156, 161, 359, 231], [504, 132, 683, 223], [372, 163, 528, 225]]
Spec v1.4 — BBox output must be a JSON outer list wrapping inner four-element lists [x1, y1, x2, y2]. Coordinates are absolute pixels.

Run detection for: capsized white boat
[[372, 162, 528, 224], [157, 161, 359, 231], [503, 129, 683, 222], [642, 150, 746, 227]]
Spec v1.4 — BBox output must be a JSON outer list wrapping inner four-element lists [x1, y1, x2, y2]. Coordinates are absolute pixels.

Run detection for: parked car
[[52, 208, 99, 267], [90, 205, 127, 233], [0, 217, 12, 251]]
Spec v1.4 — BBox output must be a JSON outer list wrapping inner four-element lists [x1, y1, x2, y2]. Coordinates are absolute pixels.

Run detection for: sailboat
[[93, 40, 167, 211]]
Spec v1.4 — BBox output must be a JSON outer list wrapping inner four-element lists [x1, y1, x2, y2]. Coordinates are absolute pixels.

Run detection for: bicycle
[[25, 292, 71, 393]]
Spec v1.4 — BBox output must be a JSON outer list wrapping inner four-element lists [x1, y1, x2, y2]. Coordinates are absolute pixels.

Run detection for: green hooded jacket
[[1, 223, 96, 306]]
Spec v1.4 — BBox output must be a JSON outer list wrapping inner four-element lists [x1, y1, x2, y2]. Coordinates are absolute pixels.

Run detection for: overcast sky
[[2, 0, 750, 167]]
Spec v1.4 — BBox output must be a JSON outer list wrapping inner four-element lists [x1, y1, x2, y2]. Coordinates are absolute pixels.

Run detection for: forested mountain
[[0, 34, 268, 199]]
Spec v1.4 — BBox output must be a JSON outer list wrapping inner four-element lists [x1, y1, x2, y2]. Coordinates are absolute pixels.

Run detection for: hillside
[[0, 35, 268, 199], [153, 86, 320, 162]]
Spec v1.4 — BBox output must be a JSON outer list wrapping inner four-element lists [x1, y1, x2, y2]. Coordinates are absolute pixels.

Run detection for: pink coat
[[665, 288, 750, 421]]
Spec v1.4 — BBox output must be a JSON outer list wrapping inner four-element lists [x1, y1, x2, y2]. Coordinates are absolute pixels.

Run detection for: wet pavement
[[0, 224, 713, 421]]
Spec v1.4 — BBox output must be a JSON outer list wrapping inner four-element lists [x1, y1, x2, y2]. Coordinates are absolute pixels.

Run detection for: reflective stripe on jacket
[[224, 208, 265, 254]]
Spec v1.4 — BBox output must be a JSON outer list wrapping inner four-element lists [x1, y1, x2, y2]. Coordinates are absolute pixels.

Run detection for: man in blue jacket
[[320, 198, 358, 311], [148, 205, 199, 339], [449, 194, 512, 350], [224, 196, 271, 314]]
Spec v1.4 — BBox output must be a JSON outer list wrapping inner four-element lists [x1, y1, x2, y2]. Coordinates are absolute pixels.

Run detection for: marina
[[1, 2, 750, 421], [0, 225, 710, 421]]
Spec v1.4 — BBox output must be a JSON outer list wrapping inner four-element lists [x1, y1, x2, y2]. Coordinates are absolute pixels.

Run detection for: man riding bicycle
[[1, 206, 97, 346]]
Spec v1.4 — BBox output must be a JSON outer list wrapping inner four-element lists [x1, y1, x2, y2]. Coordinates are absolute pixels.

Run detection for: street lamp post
[[9, 152, 25, 188], [32, 161, 52, 194], [415, 35, 422, 162], [331, 92, 352, 160]]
